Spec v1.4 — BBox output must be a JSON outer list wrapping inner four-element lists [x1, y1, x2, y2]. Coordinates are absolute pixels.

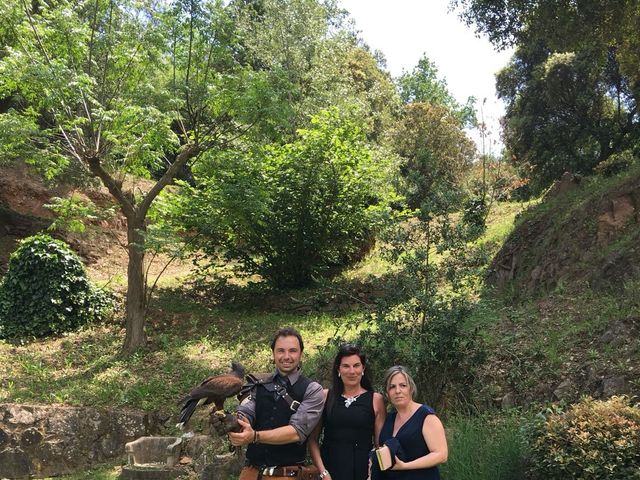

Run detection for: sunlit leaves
[[177, 108, 384, 288]]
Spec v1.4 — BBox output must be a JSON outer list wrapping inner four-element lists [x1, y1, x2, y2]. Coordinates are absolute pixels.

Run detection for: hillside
[[474, 167, 640, 408], [1, 161, 639, 479], [488, 169, 640, 296], [2, 164, 639, 413]]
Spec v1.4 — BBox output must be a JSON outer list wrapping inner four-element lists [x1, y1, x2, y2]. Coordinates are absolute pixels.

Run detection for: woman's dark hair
[[326, 343, 373, 416]]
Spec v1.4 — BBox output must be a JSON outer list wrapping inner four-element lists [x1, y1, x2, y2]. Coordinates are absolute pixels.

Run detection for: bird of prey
[[176, 361, 246, 430]]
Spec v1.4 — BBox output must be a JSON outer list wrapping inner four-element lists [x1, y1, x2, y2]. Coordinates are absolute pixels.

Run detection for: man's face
[[272, 335, 303, 375]]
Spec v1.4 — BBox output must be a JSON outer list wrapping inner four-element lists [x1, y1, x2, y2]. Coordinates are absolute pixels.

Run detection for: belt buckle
[[290, 400, 300, 411], [262, 466, 276, 476]]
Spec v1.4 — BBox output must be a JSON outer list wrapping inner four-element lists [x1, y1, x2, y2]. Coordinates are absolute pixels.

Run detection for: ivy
[[0, 234, 112, 339]]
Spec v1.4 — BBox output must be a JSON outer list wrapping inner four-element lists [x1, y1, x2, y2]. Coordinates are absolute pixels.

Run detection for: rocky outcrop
[[0, 404, 161, 479], [597, 193, 640, 245], [488, 170, 640, 295]]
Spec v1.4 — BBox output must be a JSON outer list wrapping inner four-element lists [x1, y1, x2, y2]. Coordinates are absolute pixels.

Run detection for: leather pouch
[[300, 465, 320, 480]]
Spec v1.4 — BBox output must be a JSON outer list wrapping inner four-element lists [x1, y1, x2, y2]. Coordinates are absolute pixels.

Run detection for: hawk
[[176, 361, 246, 430]]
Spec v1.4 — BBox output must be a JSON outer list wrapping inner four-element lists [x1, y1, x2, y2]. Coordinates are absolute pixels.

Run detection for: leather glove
[[210, 410, 242, 435]]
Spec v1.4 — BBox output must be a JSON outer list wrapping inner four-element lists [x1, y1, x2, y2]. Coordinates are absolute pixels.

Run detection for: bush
[[0, 234, 111, 339], [525, 396, 640, 480], [594, 149, 637, 177], [178, 109, 385, 288]]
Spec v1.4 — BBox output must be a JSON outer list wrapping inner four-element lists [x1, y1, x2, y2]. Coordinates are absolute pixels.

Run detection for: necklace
[[342, 392, 362, 408]]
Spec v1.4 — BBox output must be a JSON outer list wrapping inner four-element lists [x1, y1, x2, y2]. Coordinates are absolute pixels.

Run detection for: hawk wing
[[176, 363, 245, 429], [189, 373, 244, 409]]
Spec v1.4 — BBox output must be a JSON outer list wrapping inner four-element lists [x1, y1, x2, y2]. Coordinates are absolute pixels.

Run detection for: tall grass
[[441, 412, 526, 480]]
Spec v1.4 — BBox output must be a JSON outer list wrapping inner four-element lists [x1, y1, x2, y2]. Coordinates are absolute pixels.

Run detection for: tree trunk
[[122, 216, 147, 354]]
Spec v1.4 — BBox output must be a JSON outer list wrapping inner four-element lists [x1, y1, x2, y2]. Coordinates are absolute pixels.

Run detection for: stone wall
[[0, 404, 161, 479]]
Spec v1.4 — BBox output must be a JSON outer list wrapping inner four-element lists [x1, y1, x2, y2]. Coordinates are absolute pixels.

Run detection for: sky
[[337, 0, 514, 153]]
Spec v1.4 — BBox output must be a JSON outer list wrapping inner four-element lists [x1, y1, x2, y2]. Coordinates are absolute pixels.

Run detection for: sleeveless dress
[[320, 390, 375, 480], [375, 404, 440, 480]]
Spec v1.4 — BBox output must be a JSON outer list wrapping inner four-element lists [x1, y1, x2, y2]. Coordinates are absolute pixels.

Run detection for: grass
[[3, 194, 640, 477], [44, 461, 122, 480], [0, 285, 359, 417], [479, 199, 536, 247], [441, 411, 527, 480], [466, 280, 640, 402]]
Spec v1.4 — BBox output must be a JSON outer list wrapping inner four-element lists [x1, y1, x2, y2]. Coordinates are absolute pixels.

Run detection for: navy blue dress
[[375, 404, 440, 480]]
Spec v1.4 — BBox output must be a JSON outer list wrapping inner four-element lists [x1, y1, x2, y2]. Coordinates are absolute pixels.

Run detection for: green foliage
[[525, 397, 640, 480], [0, 234, 111, 339], [354, 204, 486, 409], [461, 197, 488, 239], [594, 149, 637, 177], [441, 412, 527, 480], [176, 108, 386, 288], [45, 194, 115, 234], [392, 102, 476, 212], [457, 0, 640, 192], [350, 87, 483, 408], [397, 54, 476, 127], [496, 44, 635, 191]]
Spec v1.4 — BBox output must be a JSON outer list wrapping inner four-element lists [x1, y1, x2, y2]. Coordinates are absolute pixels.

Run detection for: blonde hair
[[383, 365, 417, 399]]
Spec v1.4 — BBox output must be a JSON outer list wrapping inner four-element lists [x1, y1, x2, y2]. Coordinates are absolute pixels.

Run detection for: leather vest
[[245, 375, 311, 467]]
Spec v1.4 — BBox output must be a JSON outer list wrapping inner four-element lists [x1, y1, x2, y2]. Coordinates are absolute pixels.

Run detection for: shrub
[[177, 108, 386, 288], [0, 234, 111, 339], [525, 396, 640, 480], [594, 149, 636, 177]]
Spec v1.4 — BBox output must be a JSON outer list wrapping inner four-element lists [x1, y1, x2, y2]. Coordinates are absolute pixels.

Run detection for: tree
[[397, 54, 476, 128], [496, 43, 636, 190], [228, 0, 400, 143], [0, 0, 271, 352], [392, 102, 476, 213], [454, 0, 640, 189]]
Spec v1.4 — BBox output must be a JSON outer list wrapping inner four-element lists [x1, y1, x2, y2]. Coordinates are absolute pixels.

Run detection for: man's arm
[[287, 381, 325, 443], [228, 381, 325, 446], [229, 418, 300, 446]]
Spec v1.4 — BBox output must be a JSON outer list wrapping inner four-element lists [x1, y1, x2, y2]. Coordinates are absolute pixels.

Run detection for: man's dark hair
[[270, 327, 304, 352]]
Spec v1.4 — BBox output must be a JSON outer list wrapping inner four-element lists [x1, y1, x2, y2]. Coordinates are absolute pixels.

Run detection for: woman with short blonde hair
[[372, 366, 447, 479]]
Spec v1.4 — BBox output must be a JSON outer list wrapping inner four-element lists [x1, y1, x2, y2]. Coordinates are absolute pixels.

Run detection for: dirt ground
[[0, 164, 193, 284]]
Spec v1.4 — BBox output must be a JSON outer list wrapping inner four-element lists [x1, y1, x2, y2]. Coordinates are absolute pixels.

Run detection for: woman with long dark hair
[[309, 344, 386, 480]]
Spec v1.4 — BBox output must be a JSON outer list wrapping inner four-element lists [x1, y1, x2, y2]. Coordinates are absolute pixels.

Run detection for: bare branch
[[137, 143, 201, 217], [86, 155, 136, 218]]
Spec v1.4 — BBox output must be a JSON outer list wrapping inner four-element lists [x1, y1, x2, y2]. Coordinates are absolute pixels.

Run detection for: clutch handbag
[[374, 445, 394, 471]]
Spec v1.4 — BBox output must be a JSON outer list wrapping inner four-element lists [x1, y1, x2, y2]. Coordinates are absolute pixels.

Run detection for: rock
[[0, 403, 160, 478], [597, 194, 637, 245], [599, 319, 636, 347], [0, 447, 32, 478], [125, 436, 183, 467], [602, 376, 626, 398], [0, 427, 10, 448], [7, 406, 35, 425], [200, 454, 244, 480], [20, 428, 43, 447], [544, 172, 582, 200], [553, 378, 576, 401], [119, 465, 183, 480], [530, 265, 542, 281]]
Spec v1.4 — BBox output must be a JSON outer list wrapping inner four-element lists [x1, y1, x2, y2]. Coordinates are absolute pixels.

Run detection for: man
[[229, 327, 325, 480]]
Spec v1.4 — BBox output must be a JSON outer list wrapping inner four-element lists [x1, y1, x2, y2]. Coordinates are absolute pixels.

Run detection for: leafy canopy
[[174, 108, 385, 288]]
